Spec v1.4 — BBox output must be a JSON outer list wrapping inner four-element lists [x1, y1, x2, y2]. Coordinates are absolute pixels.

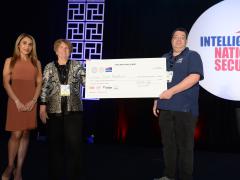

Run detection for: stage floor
[[1, 137, 240, 180]]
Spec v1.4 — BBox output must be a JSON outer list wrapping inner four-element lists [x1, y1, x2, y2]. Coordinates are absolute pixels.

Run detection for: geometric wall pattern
[[66, 0, 105, 62], [66, 0, 105, 99]]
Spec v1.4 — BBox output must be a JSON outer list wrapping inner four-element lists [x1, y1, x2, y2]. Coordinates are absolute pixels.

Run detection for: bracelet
[[14, 99, 19, 103]]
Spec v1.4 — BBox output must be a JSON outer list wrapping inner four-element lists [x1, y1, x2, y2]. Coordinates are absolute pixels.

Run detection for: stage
[[1, 136, 239, 180]]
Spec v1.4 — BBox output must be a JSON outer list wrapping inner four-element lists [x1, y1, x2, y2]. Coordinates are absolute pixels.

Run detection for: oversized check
[[85, 58, 167, 98]]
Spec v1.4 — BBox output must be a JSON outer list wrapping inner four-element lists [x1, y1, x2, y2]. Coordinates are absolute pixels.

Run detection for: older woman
[[39, 39, 86, 180]]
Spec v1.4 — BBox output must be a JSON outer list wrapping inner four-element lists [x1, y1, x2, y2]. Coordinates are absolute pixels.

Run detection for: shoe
[[153, 177, 175, 180], [13, 168, 22, 180], [1, 166, 14, 180]]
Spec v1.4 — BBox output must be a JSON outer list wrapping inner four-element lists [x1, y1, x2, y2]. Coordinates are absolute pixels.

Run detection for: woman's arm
[[33, 60, 43, 101], [78, 61, 86, 86], [3, 58, 26, 111], [39, 63, 52, 123], [25, 60, 43, 111]]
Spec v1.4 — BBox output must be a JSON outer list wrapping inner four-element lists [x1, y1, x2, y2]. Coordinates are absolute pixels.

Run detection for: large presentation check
[[85, 58, 167, 98]]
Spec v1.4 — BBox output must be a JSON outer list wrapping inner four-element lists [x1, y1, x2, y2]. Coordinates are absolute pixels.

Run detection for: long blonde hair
[[10, 33, 39, 70]]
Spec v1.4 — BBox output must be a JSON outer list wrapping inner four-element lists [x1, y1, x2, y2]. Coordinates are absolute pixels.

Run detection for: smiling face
[[18, 36, 33, 56], [171, 30, 187, 54], [55, 42, 71, 60]]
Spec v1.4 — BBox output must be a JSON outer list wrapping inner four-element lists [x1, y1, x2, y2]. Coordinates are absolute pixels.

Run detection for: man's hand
[[159, 89, 174, 100], [153, 99, 159, 117]]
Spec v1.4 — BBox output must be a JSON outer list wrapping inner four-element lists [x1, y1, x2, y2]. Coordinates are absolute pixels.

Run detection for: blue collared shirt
[[157, 47, 204, 117]]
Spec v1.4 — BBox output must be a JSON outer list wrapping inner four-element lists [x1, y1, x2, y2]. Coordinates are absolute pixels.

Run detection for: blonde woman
[[2, 33, 42, 180]]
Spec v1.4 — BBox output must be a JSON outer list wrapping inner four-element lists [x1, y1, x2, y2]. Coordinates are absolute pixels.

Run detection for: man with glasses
[[153, 28, 204, 180]]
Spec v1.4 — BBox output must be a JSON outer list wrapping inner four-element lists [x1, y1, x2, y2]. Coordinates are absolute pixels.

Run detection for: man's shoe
[[153, 177, 175, 180]]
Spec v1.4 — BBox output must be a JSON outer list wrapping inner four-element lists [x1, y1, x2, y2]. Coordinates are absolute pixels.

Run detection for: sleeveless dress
[[5, 59, 37, 131]]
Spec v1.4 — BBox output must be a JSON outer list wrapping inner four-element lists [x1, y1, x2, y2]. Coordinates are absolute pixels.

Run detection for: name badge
[[166, 71, 173, 82], [60, 85, 70, 96]]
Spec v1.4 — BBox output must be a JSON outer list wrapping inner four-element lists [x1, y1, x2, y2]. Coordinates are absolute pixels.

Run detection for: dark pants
[[159, 110, 197, 180], [47, 112, 84, 180]]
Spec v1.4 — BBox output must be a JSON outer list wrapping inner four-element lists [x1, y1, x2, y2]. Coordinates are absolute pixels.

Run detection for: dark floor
[[1, 136, 240, 180]]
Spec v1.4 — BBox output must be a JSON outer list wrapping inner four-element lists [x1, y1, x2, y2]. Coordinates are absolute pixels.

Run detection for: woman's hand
[[40, 105, 48, 124], [15, 100, 27, 112], [25, 99, 37, 111]]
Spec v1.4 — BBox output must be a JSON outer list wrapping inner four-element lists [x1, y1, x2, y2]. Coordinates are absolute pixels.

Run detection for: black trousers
[[47, 112, 84, 180], [158, 110, 197, 180]]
